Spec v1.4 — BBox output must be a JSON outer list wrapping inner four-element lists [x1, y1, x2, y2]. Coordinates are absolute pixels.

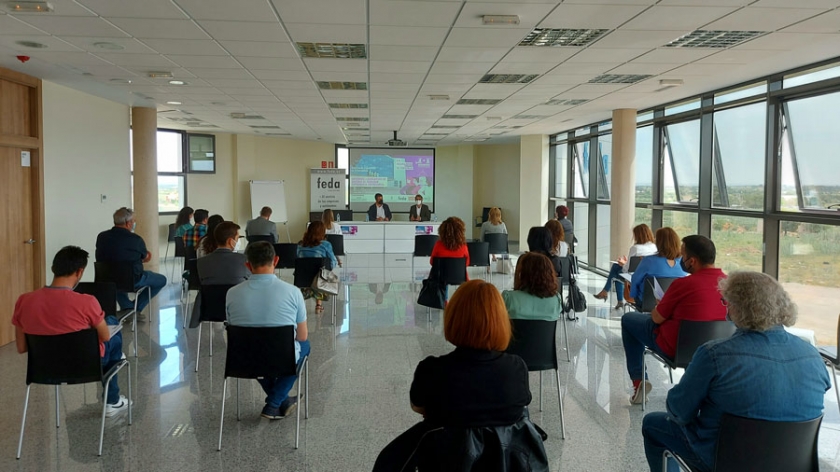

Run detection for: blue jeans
[[621, 312, 669, 381], [257, 340, 311, 408], [117, 270, 167, 311], [643, 412, 709, 472], [601, 263, 625, 301], [102, 316, 123, 404]]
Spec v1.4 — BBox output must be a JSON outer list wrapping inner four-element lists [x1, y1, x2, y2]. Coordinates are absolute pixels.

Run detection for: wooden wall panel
[[0, 79, 32, 137]]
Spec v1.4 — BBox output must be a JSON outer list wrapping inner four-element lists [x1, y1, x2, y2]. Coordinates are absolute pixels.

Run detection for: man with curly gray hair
[[642, 271, 831, 472]]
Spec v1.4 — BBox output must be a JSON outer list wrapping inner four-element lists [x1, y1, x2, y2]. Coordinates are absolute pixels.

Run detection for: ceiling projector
[[387, 130, 406, 147]]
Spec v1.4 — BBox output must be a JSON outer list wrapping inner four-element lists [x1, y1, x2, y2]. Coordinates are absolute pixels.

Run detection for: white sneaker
[[105, 395, 133, 417], [630, 380, 652, 405], [121, 352, 127, 360]]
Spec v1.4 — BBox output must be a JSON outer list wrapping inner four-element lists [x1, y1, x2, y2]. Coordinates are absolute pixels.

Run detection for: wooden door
[[0, 67, 44, 346]]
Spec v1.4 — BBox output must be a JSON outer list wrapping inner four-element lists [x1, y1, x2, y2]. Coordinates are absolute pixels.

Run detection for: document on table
[[653, 277, 665, 300], [109, 324, 123, 337]]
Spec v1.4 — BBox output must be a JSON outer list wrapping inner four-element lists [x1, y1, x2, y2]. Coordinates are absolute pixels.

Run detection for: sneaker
[[105, 395, 132, 417], [260, 404, 282, 420], [630, 381, 652, 405], [279, 396, 298, 417], [121, 352, 127, 360]]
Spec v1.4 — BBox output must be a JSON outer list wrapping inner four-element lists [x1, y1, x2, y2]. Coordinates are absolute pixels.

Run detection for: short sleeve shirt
[[502, 290, 562, 321], [184, 224, 207, 248], [13, 287, 106, 356]]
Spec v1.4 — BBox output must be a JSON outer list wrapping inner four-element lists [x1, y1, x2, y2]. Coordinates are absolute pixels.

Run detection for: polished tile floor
[[2, 254, 839, 471]]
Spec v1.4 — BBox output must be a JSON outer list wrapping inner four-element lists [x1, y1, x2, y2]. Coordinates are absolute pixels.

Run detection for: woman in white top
[[480, 207, 507, 242], [322, 209, 342, 235], [545, 219, 569, 257], [594, 223, 657, 309]]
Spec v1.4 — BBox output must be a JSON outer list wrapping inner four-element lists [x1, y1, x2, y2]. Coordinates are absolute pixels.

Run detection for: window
[[596, 204, 611, 269], [784, 63, 840, 89], [554, 142, 568, 198], [665, 99, 701, 116], [662, 120, 701, 204], [188, 134, 215, 172], [572, 141, 589, 198], [573, 202, 589, 262], [711, 215, 763, 273], [597, 134, 611, 200], [636, 126, 653, 203], [661, 210, 697, 238], [712, 103, 766, 211], [634, 207, 652, 228], [130, 129, 188, 214], [714, 82, 767, 105]]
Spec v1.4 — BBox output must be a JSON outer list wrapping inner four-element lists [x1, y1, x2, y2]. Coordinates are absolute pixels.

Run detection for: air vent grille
[[297, 42, 367, 59], [249, 125, 281, 129], [512, 115, 544, 120], [588, 74, 652, 84], [336, 117, 369, 122], [430, 125, 460, 129], [317, 81, 368, 90], [479, 74, 539, 84], [230, 113, 265, 119], [665, 30, 764, 49], [442, 114, 478, 119], [520, 28, 609, 47], [329, 103, 368, 109], [456, 98, 503, 105], [545, 99, 589, 106]]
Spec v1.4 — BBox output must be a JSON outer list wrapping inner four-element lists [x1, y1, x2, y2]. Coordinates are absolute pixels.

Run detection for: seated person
[[374, 280, 541, 471], [544, 219, 569, 257], [430, 217, 470, 281], [13, 246, 130, 416], [95, 207, 167, 312], [197, 221, 250, 285], [409, 194, 431, 222], [321, 209, 342, 235], [225, 242, 309, 419], [621, 235, 727, 404], [643, 271, 831, 472], [245, 206, 278, 243], [526, 226, 562, 277], [367, 193, 392, 221], [184, 208, 209, 249], [173, 206, 194, 237], [595, 224, 657, 309], [503, 253, 562, 321], [480, 207, 508, 243], [296, 221, 339, 314], [628, 227, 687, 308]]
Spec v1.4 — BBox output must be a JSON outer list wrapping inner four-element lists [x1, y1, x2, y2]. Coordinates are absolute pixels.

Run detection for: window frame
[[186, 133, 216, 174]]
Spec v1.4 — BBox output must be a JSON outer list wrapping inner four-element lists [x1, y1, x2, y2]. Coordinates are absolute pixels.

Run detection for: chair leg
[[555, 369, 566, 440], [295, 368, 302, 449], [133, 313, 138, 358], [55, 385, 60, 428], [218, 378, 228, 451], [539, 371, 543, 412], [562, 315, 571, 362], [210, 323, 214, 357], [99, 381, 109, 456], [668, 367, 674, 384], [195, 323, 203, 372], [305, 358, 310, 419], [830, 363, 840, 416], [428, 307, 431, 322], [127, 361, 132, 426], [17, 385, 31, 459], [643, 351, 648, 411], [236, 379, 240, 421]]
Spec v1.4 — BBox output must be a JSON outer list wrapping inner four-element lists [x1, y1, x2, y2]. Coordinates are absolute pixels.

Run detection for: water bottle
[[336, 212, 341, 222], [365, 214, 369, 222], [431, 213, 437, 222]]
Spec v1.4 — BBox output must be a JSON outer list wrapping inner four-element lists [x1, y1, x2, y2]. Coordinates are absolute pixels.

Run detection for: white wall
[[435, 144, 475, 226], [474, 142, 521, 242], [42, 81, 131, 280]]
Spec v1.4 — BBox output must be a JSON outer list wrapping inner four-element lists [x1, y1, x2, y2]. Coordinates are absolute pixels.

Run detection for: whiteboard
[[249, 180, 288, 223]]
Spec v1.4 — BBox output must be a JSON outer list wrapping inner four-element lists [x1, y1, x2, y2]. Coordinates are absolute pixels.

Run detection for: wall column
[[131, 107, 159, 270], [519, 134, 549, 243], [611, 109, 637, 259]]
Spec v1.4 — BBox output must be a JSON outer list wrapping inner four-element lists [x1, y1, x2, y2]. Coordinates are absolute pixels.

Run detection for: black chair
[[326, 234, 347, 267], [75, 282, 138, 357], [173, 236, 186, 279], [424, 257, 467, 322], [294, 257, 336, 323], [195, 284, 235, 372], [412, 234, 439, 278], [274, 243, 298, 269], [16, 329, 131, 458], [818, 313, 840, 415], [505, 319, 566, 439], [466, 242, 490, 280], [181, 257, 202, 328], [94, 261, 152, 325], [663, 413, 823, 472], [218, 325, 309, 451], [165, 223, 176, 261], [246, 235, 274, 244], [636, 276, 678, 313], [642, 320, 736, 409], [484, 233, 509, 258], [627, 256, 643, 273]]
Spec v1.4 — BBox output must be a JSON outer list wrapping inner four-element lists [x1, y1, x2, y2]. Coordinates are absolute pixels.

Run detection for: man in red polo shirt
[[13, 246, 131, 416], [621, 235, 727, 404]]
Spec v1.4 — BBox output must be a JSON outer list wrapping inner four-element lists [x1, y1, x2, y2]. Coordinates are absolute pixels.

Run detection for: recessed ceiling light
[[297, 42, 367, 59], [479, 74, 539, 84], [15, 40, 47, 49], [456, 98, 502, 105], [210, 101, 226, 106], [7, 1, 53, 13], [427, 94, 450, 101], [335, 117, 369, 122], [109, 78, 132, 84], [665, 30, 764, 49], [659, 79, 684, 87], [317, 81, 367, 90], [442, 114, 479, 119], [588, 74, 652, 84], [482, 15, 520, 25], [93, 42, 123, 51], [545, 98, 588, 106], [168, 80, 187, 85], [519, 28, 609, 47], [166, 101, 182, 105], [147, 71, 172, 79], [329, 103, 368, 109]]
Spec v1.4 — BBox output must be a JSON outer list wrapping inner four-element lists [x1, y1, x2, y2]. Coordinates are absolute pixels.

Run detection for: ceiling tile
[[185, 68, 255, 79], [592, 30, 689, 49], [430, 61, 495, 75], [753, 0, 840, 6], [370, 72, 424, 84], [198, 21, 286, 42], [784, 9, 840, 34], [272, 0, 367, 25], [176, 0, 279, 22], [261, 80, 318, 90], [321, 90, 368, 101], [250, 69, 312, 80], [502, 47, 580, 63], [26, 51, 114, 66], [304, 58, 367, 73], [621, 6, 739, 31], [436, 47, 510, 63], [369, 45, 439, 62], [737, 32, 839, 50], [283, 23, 366, 43], [705, 7, 828, 31], [425, 73, 486, 84], [370, 26, 448, 47], [489, 61, 556, 75], [204, 78, 264, 88], [310, 71, 368, 82], [633, 48, 717, 63], [219, 40, 299, 58], [539, 4, 650, 29], [369, 0, 462, 27], [695, 49, 781, 64], [93, 52, 177, 67], [444, 27, 531, 48], [455, 3, 557, 29], [16, 16, 129, 38], [566, 48, 649, 64], [76, 0, 188, 19], [167, 55, 241, 69], [0, 35, 80, 52], [370, 61, 431, 73], [239, 57, 305, 71], [608, 62, 681, 75], [60, 36, 156, 54], [109, 18, 211, 40], [463, 83, 525, 99], [143, 39, 228, 56], [0, 15, 50, 35]]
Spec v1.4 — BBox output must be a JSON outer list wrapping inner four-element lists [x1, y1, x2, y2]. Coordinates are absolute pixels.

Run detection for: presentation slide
[[348, 148, 435, 213]]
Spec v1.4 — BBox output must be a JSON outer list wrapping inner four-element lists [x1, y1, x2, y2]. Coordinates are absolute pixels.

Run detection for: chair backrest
[[293, 257, 328, 288], [640, 276, 678, 312], [484, 233, 509, 255], [94, 261, 137, 292], [628, 256, 643, 273], [466, 242, 490, 267], [185, 258, 201, 290], [713, 413, 822, 472], [414, 234, 439, 257], [199, 284, 235, 323], [74, 282, 118, 316], [274, 243, 298, 269], [224, 325, 297, 379], [326, 234, 345, 256], [505, 319, 558, 372], [167, 223, 176, 242], [433, 257, 467, 286], [246, 235, 274, 244], [674, 320, 736, 368], [557, 256, 574, 285], [25, 330, 102, 386], [174, 236, 186, 258]]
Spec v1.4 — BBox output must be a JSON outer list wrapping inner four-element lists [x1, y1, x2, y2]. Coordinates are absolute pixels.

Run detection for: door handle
[[24, 239, 36, 244]]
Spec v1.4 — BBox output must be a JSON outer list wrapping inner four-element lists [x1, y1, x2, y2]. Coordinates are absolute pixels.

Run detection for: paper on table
[[653, 277, 665, 300]]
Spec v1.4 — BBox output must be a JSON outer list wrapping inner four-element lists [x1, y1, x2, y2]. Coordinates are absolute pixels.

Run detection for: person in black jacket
[[367, 193, 392, 221], [374, 280, 547, 471], [526, 226, 563, 278]]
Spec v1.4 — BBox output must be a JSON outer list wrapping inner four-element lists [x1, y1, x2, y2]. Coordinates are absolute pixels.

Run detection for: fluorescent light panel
[[480, 74, 539, 84], [665, 30, 764, 49], [297, 42, 367, 59], [519, 28, 609, 47], [317, 81, 367, 90]]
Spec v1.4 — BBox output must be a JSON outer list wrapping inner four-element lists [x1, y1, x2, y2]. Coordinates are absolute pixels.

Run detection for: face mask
[[679, 258, 690, 273], [131, 221, 137, 232], [377, 199, 383, 204], [416, 201, 422, 207]]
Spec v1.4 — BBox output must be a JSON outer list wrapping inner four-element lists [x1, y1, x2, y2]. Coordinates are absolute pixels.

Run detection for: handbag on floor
[[495, 257, 514, 274], [564, 277, 587, 316], [311, 268, 339, 295]]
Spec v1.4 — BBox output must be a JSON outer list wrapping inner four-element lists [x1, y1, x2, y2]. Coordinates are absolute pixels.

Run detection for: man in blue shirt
[[226, 241, 310, 419], [95, 207, 167, 312], [642, 271, 831, 472]]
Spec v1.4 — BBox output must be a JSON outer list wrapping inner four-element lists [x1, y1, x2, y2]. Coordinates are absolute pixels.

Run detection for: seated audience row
[[595, 223, 656, 309]]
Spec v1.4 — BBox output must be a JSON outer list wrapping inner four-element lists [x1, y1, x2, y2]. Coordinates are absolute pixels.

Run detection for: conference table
[[338, 221, 441, 267]]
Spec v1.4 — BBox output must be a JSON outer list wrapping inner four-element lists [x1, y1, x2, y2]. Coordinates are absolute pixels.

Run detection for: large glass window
[[188, 134, 215, 172], [711, 215, 763, 273], [573, 202, 589, 262], [573, 141, 589, 198], [662, 120, 700, 204], [597, 134, 611, 200], [712, 103, 766, 211], [596, 204, 611, 268], [130, 129, 187, 214], [636, 126, 653, 203], [554, 142, 568, 198], [634, 207, 652, 228], [661, 210, 697, 238]]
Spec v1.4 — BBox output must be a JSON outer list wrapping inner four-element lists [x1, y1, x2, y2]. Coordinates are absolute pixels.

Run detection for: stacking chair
[[173, 236, 186, 279], [274, 243, 298, 269], [425, 257, 467, 321], [505, 319, 566, 439], [218, 325, 309, 451], [642, 320, 736, 409], [627, 256, 643, 273], [326, 234, 347, 267], [17, 329, 131, 458], [75, 282, 138, 357], [294, 257, 336, 323], [466, 241, 490, 281], [412, 235, 439, 279], [94, 261, 151, 325], [195, 284, 235, 372], [181, 257, 202, 328], [484, 233, 509, 259], [635, 276, 679, 313], [663, 414, 822, 472], [818, 313, 840, 415], [246, 235, 274, 244], [165, 223, 176, 261]]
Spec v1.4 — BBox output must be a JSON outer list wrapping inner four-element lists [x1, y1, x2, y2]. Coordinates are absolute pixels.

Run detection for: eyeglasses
[[720, 297, 728, 307]]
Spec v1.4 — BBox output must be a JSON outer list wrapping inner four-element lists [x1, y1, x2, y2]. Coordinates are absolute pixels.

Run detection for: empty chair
[[218, 325, 309, 450], [17, 329, 131, 458], [75, 282, 138, 357], [173, 236, 187, 279], [484, 233, 509, 258], [642, 320, 736, 409], [818, 313, 840, 415], [326, 234, 347, 267], [246, 235, 274, 244], [94, 261, 152, 324], [663, 414, 823, 472], [412, 234, 439, 279], [505, 319, 566, 439], [165, 223, 176, 261], [274, 243, 298, 269], [181, 258, 201, 328], [466, 241, 490, 280], [195, 284, 235, 372]]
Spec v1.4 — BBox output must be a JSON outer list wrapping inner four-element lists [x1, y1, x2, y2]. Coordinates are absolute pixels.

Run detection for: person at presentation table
[[367, 193, 392, 222], [409, 194, 431, 222]]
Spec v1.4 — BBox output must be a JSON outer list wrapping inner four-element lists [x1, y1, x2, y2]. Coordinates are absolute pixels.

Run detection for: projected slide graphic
[[348, 150, 435, 212]]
